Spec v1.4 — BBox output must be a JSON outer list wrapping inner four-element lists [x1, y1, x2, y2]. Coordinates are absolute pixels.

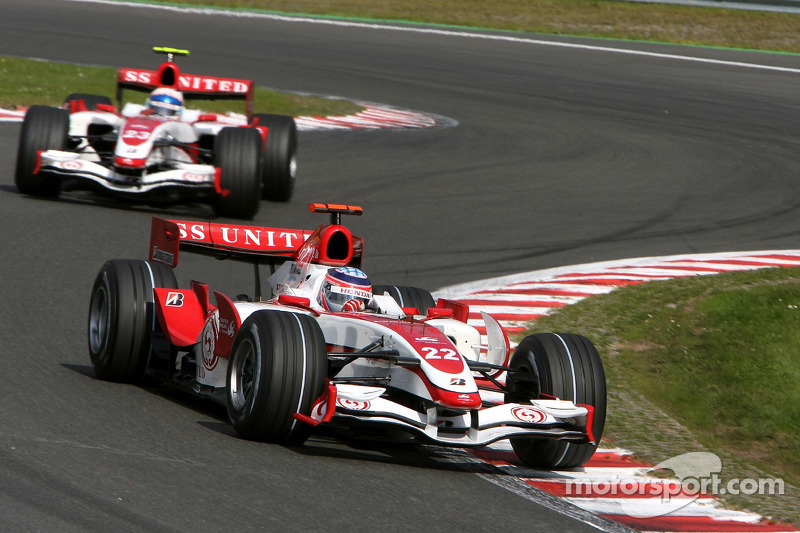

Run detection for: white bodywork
[[37, 104, 250, 194], [190, 261, 592, 447]]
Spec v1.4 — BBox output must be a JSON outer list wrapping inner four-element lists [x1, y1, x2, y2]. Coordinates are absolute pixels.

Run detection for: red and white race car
[[87, 203, 606, 469], [15, 47, 297, 219]]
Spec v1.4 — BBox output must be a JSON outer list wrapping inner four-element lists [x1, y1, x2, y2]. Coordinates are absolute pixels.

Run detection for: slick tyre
[[213, 127, 262, 219], [251, 114, 297, 202], [226, 311, 327, 445], [373, 285, 435, 314], [505, 333, 606, 469], [15, 105, 69, 197], [88, 260, 178, 383], [63, 93, 113, 110]]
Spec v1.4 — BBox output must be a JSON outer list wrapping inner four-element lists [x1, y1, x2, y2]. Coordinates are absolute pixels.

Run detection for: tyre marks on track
[[435, 251, 800, 532]]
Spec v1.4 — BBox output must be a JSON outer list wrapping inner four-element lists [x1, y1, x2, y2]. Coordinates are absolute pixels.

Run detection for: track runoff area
[[436, 251, 800, 533]]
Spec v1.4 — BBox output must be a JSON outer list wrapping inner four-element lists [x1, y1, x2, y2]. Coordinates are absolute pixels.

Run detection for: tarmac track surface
[[1, 1, 800, 531]]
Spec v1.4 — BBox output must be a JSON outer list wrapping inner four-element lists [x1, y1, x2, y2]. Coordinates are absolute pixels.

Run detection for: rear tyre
[[505, 333, 606, 469], [373, 285, 435, 314], [251, 114, 297, 202], [213, 127, 262, 219], [226, 311, 327, 445], [15, 105, 69, 197], [88, 260, 178, 383], [63, 93, 113, 110]]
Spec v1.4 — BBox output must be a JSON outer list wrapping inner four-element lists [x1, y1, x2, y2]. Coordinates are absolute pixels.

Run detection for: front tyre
[[505, 333, 606, 469], [88, 260, 178, 383], [15, 105, 69, 197], [251, 114, 297, 202], [226, 311, 327, 445], [213, 127, 262, 219]]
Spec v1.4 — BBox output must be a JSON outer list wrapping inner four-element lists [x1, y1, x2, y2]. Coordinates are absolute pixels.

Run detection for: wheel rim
[[229, 337, 259, 412], [88, 285, 110, 354]]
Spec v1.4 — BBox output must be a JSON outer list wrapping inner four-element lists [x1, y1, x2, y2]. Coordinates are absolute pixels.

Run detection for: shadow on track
[[61, 362, 519, 476], [1, 183, 223, 220]]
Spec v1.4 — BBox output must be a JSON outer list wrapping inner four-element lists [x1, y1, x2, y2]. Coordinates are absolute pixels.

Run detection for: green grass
[[6, 0, 800, 111], [524, 266, 800, 522], [0, 55, 361, 117], [155, 0, 800, 53]]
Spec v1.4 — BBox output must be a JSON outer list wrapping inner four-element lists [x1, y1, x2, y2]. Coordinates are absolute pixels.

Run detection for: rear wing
[[149, 204, 364, 269], [117, 46, 255, 117]]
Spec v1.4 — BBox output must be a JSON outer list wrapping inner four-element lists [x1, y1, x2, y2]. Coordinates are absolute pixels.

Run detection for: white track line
[[65, 0, 800, 75]]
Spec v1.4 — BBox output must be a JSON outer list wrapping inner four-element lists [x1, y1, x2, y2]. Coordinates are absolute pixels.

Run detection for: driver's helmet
[[318, 267, 372, 312], [145, 88, 184, 117]]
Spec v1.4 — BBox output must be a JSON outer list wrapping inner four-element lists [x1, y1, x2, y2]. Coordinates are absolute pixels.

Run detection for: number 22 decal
[[421, 347, 458, 360], [123, 130, 150, 140]]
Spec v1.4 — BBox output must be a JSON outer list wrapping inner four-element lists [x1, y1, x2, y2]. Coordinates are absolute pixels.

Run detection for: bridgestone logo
[[166, 292, 184, 307]]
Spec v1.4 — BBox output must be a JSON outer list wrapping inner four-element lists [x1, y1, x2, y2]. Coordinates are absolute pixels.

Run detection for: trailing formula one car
[[16, 47, 297, 219], [87, 203, 606, 468]]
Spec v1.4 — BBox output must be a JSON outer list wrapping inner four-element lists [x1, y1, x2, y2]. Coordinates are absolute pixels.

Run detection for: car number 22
[[421, 347, 459, 360]]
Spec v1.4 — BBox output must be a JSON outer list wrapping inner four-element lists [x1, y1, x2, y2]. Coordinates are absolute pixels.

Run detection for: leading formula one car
[[87, 204, 606, 469], [16, 47, 297, 219]]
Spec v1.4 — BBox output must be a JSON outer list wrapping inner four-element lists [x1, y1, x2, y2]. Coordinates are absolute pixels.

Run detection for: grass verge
[[158, 0, 800, 54], [0, 55, 362, 117], [523, 266, 800, 524]]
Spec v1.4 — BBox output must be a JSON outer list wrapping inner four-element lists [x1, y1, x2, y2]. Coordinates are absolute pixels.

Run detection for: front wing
[[306, 383, 594, 447], [38, 150, 220, 194]]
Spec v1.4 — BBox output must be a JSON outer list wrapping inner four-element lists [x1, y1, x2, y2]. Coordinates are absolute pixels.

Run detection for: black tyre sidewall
[[507, 333, 606, 468], [213, 127, 262, 219], [15, 105, 69, 197], [226, 310, 327, 445], [88, 260, 176, 382], [251, 114, 297, 202]]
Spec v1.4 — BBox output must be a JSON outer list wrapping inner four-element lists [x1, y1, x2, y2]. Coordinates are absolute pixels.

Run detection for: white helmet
[[318, 267, 372, 312], [146, 88, 184, 117]]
